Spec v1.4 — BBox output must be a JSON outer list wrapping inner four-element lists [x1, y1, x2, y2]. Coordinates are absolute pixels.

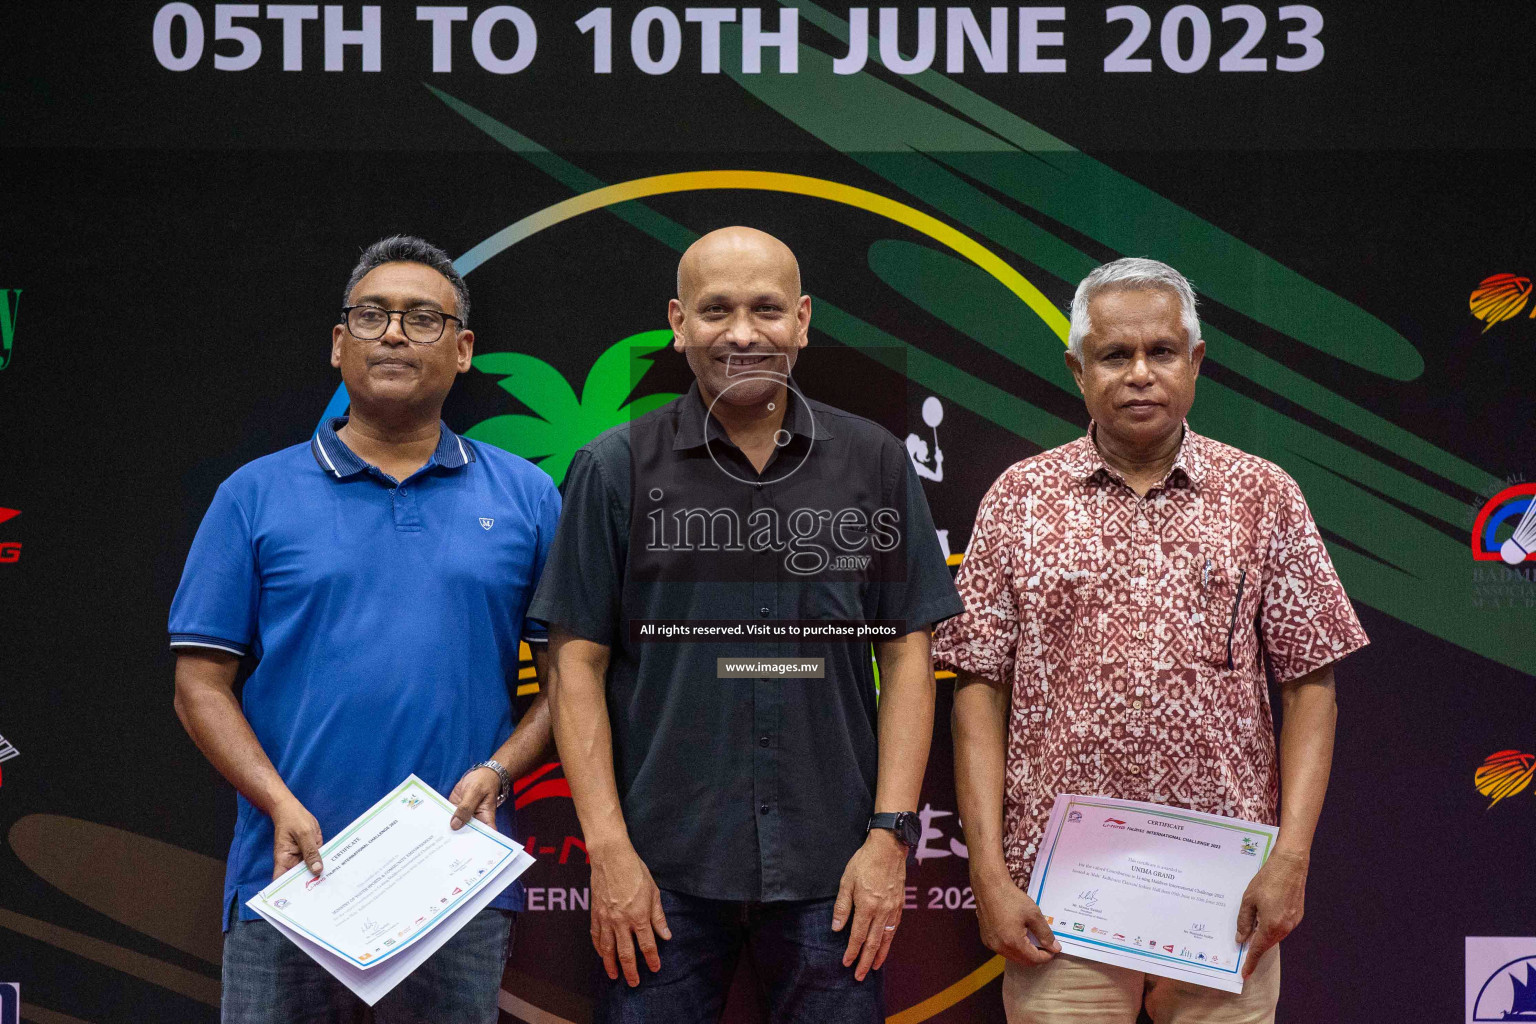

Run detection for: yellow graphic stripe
[[456, 171, 1069, 343], [886, 954, 1005, 1024]]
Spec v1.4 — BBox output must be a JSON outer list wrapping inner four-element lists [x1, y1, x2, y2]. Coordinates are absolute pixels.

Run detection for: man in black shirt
[[527, 227, 961, 1023]]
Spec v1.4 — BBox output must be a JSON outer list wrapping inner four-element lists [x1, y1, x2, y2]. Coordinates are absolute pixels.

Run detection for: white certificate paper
[[247, 775, 534, 1005], [1026, 794, 1278, 993]]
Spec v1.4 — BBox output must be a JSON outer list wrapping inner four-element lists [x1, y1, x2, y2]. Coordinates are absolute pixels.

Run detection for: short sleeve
[[873, 457, 964, 634], [931, 470, 1023, 687], [525, 447, 624, 646], [1257, 471, 1370, 682], [168, 481, 259, 656], [520, 480, 563, 647]]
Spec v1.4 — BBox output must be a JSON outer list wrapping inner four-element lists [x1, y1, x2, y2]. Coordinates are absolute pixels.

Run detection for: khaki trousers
[[1002, 948, 1280, 1024]]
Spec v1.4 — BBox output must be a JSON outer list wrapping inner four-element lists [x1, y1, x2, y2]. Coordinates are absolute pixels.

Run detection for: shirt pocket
[[1198, 562, 1263, 672]]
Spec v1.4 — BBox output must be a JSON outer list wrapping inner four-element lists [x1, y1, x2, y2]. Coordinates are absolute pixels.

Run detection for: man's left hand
[[448, 766, 501, 831], [1236, 849, 1308, 979], [832, 829, 908, 981]]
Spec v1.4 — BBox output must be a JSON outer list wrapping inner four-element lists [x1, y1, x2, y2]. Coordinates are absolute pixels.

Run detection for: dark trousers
[[594, 889, 884, 1024], [221, 908, 514, 1024]]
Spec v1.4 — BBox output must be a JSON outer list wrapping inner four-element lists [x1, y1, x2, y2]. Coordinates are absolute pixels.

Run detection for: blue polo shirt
[[169, 417, 559, 928]]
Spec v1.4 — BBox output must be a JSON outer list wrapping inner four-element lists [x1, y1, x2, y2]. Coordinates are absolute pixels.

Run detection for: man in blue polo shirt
[[170, 235, 558, 1023]]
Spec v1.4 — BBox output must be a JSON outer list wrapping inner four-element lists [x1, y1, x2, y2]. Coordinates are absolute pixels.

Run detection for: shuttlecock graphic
[[1501, 501, 1536, 565]]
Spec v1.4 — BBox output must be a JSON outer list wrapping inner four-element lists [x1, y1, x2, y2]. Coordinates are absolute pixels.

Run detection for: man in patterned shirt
[[937, 258, 1368, 1023]]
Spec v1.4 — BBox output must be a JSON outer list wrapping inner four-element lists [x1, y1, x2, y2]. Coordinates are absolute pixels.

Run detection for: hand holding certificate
[[1025, 794, 1278, 993], [247, 775, 534, 1005]]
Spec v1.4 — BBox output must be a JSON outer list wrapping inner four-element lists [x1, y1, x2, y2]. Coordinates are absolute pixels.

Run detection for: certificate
[[1026, 794, 1277, 993], [247, 775, 534, 1005]]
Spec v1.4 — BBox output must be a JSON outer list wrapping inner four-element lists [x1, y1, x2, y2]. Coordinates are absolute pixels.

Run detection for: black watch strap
[[867, 811, 920, 847]]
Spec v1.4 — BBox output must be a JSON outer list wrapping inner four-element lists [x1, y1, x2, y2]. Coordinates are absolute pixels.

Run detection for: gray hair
[[1067, 257, 1199, 359], [343, 235, 470, 325]]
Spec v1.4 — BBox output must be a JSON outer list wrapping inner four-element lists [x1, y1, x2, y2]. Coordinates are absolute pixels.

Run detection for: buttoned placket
[[750, 474, 783, 897]]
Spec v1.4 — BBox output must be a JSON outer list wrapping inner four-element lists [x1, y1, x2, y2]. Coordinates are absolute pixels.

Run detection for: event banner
[[1, 3, 1533, 1023]]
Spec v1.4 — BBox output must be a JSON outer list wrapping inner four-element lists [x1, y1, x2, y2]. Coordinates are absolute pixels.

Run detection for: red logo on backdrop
[[0, 509, 19, 564], [513, 762, 589, 864]]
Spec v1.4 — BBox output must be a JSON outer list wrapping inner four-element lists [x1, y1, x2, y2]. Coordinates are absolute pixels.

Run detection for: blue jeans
[[594, 890, 884, 1024], [221, 909, 514, 1024]]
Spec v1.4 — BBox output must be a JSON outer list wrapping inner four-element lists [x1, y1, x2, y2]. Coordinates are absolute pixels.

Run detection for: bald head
[[676, 226, 801, 305], [668, 226, 812, 407]]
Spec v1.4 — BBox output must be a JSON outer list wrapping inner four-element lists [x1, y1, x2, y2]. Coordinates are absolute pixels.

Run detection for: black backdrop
[[2, 4, 1534, 1023]]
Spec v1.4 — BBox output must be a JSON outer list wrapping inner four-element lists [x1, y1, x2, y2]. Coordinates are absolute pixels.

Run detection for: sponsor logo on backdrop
[[0, 290, 18, 372], [1471, 274, 1534, 333], [0, 509, 20, 565], [905, 396, 946, 483], [1472, 485, 1536, 565], [1467, 938, 1536, 1022], [0, 983, 17, 1024], [1475, 750, 1536, 808], [0, 733, 17, 788]]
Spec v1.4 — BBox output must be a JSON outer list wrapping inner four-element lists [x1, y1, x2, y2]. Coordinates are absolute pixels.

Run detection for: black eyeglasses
[[341, 305, 463, 344]]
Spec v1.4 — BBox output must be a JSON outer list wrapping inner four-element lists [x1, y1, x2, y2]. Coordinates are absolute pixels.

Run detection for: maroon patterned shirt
[[933, 425, 1368, 887]]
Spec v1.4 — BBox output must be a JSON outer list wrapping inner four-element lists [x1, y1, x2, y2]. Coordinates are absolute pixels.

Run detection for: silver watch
[[471, 759, 511, 807]]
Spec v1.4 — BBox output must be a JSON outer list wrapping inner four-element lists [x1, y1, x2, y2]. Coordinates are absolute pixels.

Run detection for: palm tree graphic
[[467, 329, 678, 484]]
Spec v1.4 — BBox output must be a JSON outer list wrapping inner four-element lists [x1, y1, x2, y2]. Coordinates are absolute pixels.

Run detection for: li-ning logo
[[1475, 749, 1536, 808], [1102, 818, 1127, 829], [479, 517, 494, 531], [0, 509, 20, 565], [0, 290, 19, 372], [1470, 274, 1533, 333]]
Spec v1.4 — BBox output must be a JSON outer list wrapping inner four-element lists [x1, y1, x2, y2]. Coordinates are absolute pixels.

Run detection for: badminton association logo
[[1471, 485, 1536, 565]]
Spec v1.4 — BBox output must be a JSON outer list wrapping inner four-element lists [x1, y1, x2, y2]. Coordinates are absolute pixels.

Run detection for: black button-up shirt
[[527, 380, 961, 901]]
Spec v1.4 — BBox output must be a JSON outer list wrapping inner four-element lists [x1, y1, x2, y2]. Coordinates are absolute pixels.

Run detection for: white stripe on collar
[[315, 436, 341, 477], [457, 435, 469, 464]]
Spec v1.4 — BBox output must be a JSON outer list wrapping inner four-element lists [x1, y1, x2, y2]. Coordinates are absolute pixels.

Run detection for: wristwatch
[[471, 759, 511, 808], [867, 812, 921, 848]]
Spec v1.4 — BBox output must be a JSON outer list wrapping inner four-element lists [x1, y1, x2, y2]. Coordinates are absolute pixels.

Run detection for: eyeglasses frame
[[339, 304, 465, 345]]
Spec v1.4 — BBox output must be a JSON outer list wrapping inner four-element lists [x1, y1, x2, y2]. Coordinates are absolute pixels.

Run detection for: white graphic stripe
[[170, 640, 247, 657], [315, 438, 340, 477]]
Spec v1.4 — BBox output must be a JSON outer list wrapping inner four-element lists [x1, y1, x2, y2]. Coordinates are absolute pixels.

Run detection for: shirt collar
[[310, 417, 476, 479], [671, 378, 833, 451], [1067, 420, 1206, 493]]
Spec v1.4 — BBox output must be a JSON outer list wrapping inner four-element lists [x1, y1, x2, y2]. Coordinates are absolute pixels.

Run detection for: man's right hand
[[271, 797, 324, 879], [973, 874, 1060, 966], [589, 840, 671, 987]]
